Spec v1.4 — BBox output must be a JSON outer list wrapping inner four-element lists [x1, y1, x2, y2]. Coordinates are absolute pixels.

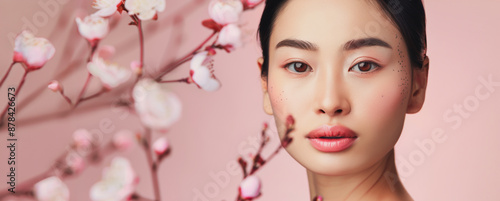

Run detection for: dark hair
[[257, 0, 427, 77]]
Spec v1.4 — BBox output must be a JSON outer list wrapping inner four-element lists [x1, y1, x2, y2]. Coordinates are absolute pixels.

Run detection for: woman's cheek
[[268, 80, 288, 132], [354, 68, 409, 138]]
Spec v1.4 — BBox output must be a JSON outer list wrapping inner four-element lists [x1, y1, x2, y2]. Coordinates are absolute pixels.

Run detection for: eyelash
[[283, 61, 381, 74], [283, 61, 312, 74], [349, 61, 381, 74]]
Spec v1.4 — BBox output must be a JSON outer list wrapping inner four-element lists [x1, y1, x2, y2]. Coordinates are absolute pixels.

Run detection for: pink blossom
[[73, 129, 93, 151], [189, 51, 221, 91], [133, 78, 182, 130], [87, 56, 131, 89], [33, 176, 70, 201], [48, 80, 62, 92], [76, 14, 109, 43], [239, 175, 261, 199], [208, 0, 243, 25], [65, 152, 85, 174], [130, 60, 142, 75], [13, 30, 55, 70], [97, 45, 116, 60], [90, 157, 138, 201], [125, 0, 166, 21], [112, 130, 134, 151], [92, 0, 123, 17], [153, 137, 169, 156], [216, 24, 242, 51]]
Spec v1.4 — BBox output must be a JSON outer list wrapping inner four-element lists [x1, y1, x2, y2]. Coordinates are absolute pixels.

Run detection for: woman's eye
[[285, 62, 311, 73], [350, 61, 380, 73]]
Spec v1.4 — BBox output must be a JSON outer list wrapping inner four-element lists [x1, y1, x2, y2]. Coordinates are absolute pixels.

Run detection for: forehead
[[271, 0, 401, 51]]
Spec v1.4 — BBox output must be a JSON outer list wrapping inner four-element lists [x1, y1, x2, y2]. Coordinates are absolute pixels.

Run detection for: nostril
[[335, 109, 343, 114], [319, 109, 326, 114]]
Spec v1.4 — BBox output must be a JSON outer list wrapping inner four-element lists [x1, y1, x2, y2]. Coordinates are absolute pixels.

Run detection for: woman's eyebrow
[[275, 37, 392, 51], [275, 39, 319, 51], [343, 37, 392, 51]]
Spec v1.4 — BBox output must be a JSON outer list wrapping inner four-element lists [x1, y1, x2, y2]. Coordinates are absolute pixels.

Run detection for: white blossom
[[208, 0, 243, 25], [90, 157, 138, 201], [125, 0, 166, 21], [133, 78, 182, 130], [190, 51, 221, 92], [13, 30, 55, 70], [87, 56, 131, 89], [33, 176, 70, 201], [76, 14, 109, 43]]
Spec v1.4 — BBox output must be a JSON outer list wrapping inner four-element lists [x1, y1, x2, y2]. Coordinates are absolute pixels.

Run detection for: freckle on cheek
[[394, 38, 411, 104]]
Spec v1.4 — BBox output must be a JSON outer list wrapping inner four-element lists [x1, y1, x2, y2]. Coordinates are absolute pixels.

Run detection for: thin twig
[[0, 62, 16, 88], [142, 128, 162, 201], [155, 31, 217, 80], [0, 68, 28, 122], [73, 72, 93, 108]]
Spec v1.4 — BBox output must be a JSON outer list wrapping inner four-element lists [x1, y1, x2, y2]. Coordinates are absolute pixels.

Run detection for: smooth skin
[[258, 0, 429, 200]]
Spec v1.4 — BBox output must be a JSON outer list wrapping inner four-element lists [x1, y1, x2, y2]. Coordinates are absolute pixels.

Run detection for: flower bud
[[48, 80, 62, 92], [153, 137, 169, 156], [73, 129, 93, 151], [239, 175, 261, 199], [112, 130, 134, 151]]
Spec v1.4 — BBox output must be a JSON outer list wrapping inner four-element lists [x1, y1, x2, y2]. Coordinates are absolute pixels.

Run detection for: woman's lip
[[306, 125, 357, 152], [308, 138, 356, 152], [305, 125, 357, 139]]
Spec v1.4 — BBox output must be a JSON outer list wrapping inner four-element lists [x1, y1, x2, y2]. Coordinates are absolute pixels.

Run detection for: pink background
[[1, 0, 499, 200]]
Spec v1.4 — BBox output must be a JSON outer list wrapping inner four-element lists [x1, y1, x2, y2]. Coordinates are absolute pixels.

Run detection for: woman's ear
[[258, 57, 273, 115], [407, 56, 429, 114]]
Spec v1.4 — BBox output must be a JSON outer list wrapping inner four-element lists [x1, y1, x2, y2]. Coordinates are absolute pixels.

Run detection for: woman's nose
[[314, 73, 351, 117]]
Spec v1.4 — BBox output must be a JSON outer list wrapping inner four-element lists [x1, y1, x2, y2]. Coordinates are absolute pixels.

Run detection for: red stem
[[73, 72, 92, 108], [137, 17, 144, 77], [0, 62, 16, 88], [155, 31, 217, 80], [0, 69, 28, 121], [79, 88, 107, 103], [58, 88, 73, 105], [159, 77, 190, 83], [143, 128, 161, 201]]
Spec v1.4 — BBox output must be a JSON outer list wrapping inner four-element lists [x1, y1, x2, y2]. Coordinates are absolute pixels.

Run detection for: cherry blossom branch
[[136, 16, 144, 77], [57, 88, 73, 105], [73, 42, 99, 108], [0, 62, 16, 88], [235, 115, 295, 201], [0, 168, 52, 199], [0, 135, 118, 199], [126, 13, 145, 78], [159, 77, 191, 84], [0, 67, 28, 123], [79, 87, 108, 103], [155, 31, 217, 80], [141, 128, 162, 201], [73, 72, 93, 108]]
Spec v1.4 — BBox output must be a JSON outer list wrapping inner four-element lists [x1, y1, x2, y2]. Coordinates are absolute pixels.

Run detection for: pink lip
[[306, 125, 357, 152]]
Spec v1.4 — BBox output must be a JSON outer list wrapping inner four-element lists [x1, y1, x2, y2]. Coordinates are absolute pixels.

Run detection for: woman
[[257, 0, 428, 200]]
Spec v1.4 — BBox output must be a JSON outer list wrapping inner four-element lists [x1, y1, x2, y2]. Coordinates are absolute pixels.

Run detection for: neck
[[307, 149, 412, 201]]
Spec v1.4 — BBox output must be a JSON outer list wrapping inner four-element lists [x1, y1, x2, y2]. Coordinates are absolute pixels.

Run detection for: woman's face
[[261, 0, 426, 175]]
